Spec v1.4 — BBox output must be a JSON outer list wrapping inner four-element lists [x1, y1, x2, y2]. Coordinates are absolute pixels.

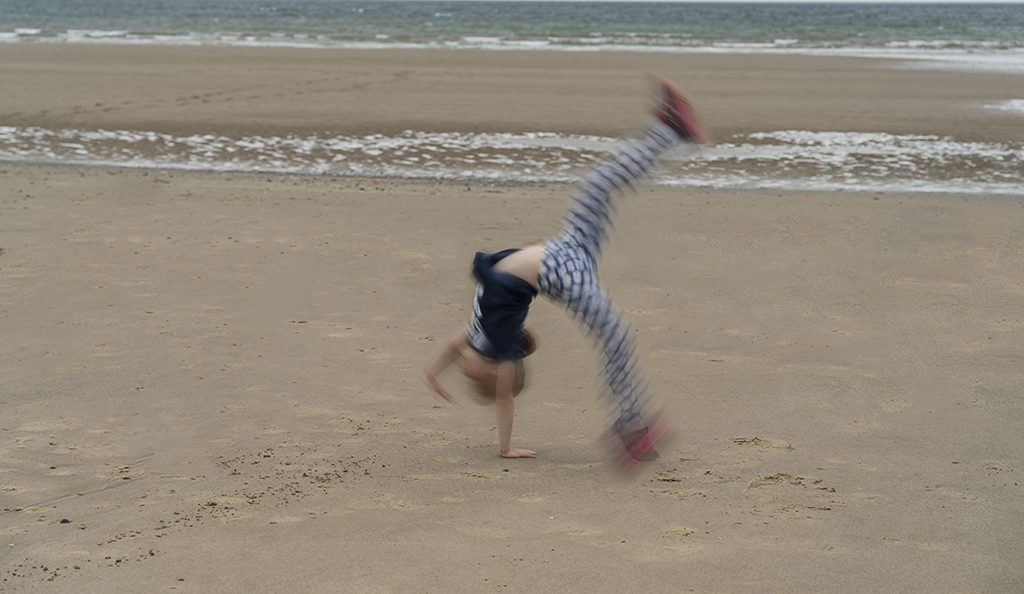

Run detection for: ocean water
[[2, 1, 1023, 193], [3, 1, 1023, 61]]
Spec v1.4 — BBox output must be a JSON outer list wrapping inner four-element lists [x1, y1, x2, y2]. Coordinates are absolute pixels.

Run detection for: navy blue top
[[471, 249, 538, 360]]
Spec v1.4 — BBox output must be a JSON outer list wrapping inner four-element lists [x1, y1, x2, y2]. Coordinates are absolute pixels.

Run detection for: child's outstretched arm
[[495, 359, 537, 458], [423, 327, 468, 404]]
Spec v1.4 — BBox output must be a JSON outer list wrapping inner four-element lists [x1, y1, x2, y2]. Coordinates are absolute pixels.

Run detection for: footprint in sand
[[645, 468, 709, 499], [731, 436, 794, 452], [748, 472, 823, 489], [650, 487, 704, 500], [745, 472, 839, 519]]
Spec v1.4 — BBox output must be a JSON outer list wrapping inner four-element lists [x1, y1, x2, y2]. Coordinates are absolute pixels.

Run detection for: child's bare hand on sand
[[501, 448, 537, 458], [423, 372, 457, 405]]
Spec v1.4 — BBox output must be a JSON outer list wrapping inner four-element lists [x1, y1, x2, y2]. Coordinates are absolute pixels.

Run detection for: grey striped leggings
[[537, 125, 679, 433]]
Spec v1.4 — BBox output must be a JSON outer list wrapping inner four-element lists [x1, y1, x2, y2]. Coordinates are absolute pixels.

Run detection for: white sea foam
[[889, 50, 1024, 76], [987, 99, 1024, 114], [66, 29, 129, 40], [2, 27, 1022, 75], [0, 127, 1020, 195], [671, 131, 1023, 194]]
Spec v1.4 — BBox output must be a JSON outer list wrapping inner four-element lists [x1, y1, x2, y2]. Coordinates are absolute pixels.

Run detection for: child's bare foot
[[501, 448, 537, 458]]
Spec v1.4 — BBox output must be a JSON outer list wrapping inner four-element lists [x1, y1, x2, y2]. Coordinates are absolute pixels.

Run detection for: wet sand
[[1, 46, 1023, 593], [3, 44, 1024, 141]]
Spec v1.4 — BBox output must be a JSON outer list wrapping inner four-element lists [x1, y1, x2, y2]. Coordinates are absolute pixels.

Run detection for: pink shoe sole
[[615, 413, 675, 473], [651, 75, 707, 146]]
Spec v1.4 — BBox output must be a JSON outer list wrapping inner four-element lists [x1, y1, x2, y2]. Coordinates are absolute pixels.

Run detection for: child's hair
[[520, 328, 536, 357], [466, 329, 536, 402]]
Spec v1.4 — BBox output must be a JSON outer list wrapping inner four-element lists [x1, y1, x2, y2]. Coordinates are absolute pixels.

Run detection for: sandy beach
[[2, 46, 1023, 593]]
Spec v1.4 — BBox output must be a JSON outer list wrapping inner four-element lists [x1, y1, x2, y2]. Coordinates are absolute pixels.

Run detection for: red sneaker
[[652, 76, 707, 146], [598, 409, 676, 476], [620, 426, 661, 463]]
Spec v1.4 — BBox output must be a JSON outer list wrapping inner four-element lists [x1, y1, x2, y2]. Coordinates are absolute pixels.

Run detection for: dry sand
[[1, 46, 1022, 593]]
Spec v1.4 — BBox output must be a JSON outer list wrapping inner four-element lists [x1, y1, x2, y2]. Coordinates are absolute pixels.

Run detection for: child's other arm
[[423, 328, 468, 404]]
